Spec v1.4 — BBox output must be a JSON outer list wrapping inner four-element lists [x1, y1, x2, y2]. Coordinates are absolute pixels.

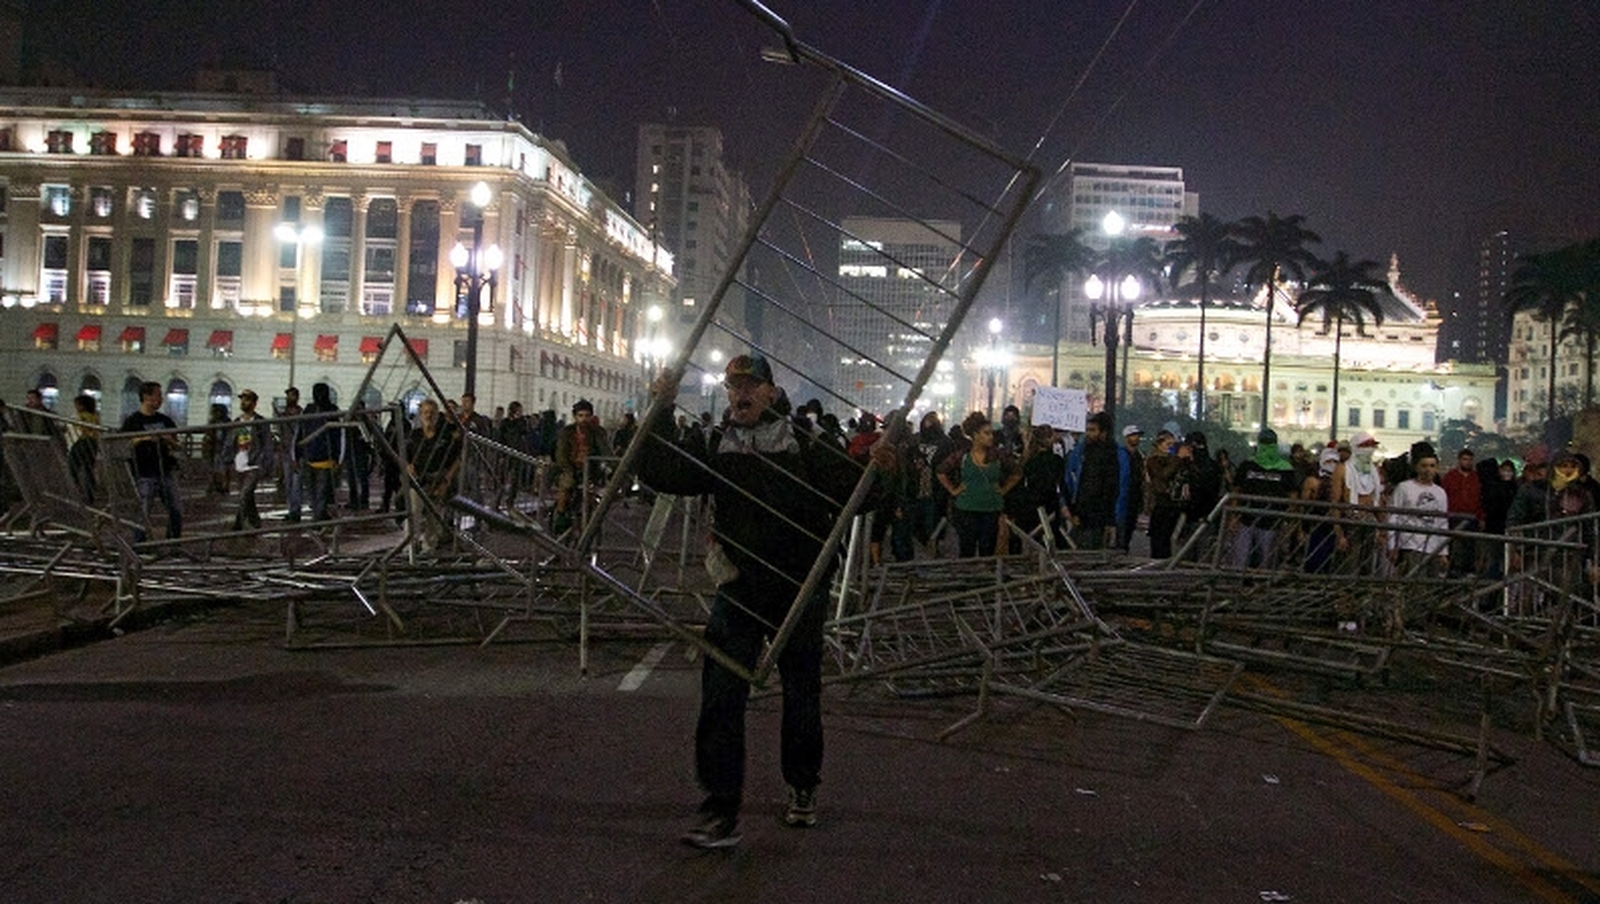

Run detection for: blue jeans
[[134, 474, 183, 543], [696, 581, 826, 815]]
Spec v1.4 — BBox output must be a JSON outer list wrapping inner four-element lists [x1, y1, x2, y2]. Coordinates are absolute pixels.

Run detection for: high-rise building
[[0, 86, 675, 424], [833, 216, 963, 420], [1471, 229, 1514, 365], [633, 124, 751, 342], [1037, 161, 1198, 344]]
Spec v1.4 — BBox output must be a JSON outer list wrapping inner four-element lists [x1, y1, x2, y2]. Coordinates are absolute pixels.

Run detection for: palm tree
[[1555, 241, 1600, 408], [1022, 229, 1096, 386], [1294, 252, 1392, 442], [1504, 242, 1595, 425], [1232, 212, 1321, 431], [1163, 213, 1240, 422]]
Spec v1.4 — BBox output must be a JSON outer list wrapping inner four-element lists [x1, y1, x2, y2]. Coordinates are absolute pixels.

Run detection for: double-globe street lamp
[[977, 316, 1011, 420], [274, 221, 323, 391], [1084, 211, 1142, 426], [451, 181, 503, 399]]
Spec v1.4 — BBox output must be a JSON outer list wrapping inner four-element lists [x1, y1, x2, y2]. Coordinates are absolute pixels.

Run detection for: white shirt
[[1387, 478, 1449, 554]]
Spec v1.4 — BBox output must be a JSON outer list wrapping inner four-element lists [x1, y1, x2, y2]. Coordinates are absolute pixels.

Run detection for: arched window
[[35, 370, 60, 411], [121, 376, 143, 421], [400, 387, 427, 417], [165, 378, 190, 426], [209, 379, 233, 410], [78, 372, 103, 405]]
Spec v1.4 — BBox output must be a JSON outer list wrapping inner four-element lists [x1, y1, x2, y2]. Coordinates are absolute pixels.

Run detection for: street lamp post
[[451, 181, 503, 399], [1085, 273, 1141, 425], [985, 316, 1003, 419], [1085, 212, 1142, 425], [275, 221, 323, 391]]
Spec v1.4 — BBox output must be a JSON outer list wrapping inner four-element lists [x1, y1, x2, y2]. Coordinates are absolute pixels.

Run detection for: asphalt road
[[1, 598, 1597, 903]]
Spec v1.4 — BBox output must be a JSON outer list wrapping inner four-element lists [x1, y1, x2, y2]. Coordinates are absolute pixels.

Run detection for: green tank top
[[957, 452, 1004, 513]]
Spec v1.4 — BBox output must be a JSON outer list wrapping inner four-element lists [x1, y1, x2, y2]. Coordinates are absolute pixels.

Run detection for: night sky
[[27, 0, 1600, 304]]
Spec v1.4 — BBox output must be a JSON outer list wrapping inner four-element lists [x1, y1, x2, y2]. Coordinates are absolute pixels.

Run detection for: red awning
[[359, 336, 383, 354], [32, 322, 58, 340], [118, 326, 146, 343], [313, 334, 338, 351], [161, 328, 189, 346], [405, 338, 428, 358], [271, 333, 292, 351], [76, 324, 102, 342], [206, 330, 233, 348]]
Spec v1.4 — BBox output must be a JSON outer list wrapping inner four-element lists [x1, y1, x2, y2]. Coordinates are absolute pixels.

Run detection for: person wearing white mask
[[1331, 432, 1384, 574]]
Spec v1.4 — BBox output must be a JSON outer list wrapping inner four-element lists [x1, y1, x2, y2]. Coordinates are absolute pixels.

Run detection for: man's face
[[1125, 432, 1141, 449], [460, 395, 475, 416], [1458, 452, 1474, 473], [725, 375, 774, 426], [140, 389, 161, 410], [25, 391, 43, 409], [1085, 423, 1103, 442], [573, 409, 594, 426], [285, 390, 299, 407], [1415, 457, 1439, 484], [418, 401, 438, 425], [1002, 412, 1019, 429], [240, 395, 257, 413]]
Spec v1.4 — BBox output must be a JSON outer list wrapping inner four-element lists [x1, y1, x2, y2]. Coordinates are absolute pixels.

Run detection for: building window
[[46, 130, 73, 153], [176, 133, 204, 158], [175, 190, 200, 222], [76, 323, 102, 352], [363, 197, 399, 315], [453, 339, 469, 368], [119, 326, 145, 354], [33, 322, 58, 350], [215, 240, 242, 309], [90, 186, 113, 218], [86, 236, 111, 306], [320, 196, 353, 314], [217, 191, 245, 225], [132, 131, 161, 156], [162, 327, 190, 356], [1397, 409, 1411, 431], [375, 140, 392, 164], [1372, 408, 1387, 429], [1422, 409, 1436, 432], [0, 127, 12, 151], [284, 137, 305, 160], [129, 238, 156, 306], [420, 142, 437, 165], [328, 139, 347, 162], [89, 131, 117, 155], [464, 143, 482, 166], [279, 286, 296, 313], [165, 378, 189, 426], [406, 199, 439, 314], [220, 134, 248, 159], [44, 184, 70, 217], [313, 334, 339, 362], [132, 188, 157, 219], [41, 234, 68, 304], [170, 240, 199, 309]]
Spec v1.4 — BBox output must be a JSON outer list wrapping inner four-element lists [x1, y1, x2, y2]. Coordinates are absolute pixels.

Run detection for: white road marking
[[617, 641, 673, 692]]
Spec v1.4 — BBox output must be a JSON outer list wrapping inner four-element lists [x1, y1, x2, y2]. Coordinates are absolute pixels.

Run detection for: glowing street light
[[450, 181, 502, 398]]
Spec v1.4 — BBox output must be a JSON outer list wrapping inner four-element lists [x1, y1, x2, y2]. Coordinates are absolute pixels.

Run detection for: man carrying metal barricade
[[635, 352, 891, 849]]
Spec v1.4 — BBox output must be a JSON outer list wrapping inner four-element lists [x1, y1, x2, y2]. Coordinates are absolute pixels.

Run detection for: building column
[[352, 193, 370, 314], [242, 188, 280, 309]]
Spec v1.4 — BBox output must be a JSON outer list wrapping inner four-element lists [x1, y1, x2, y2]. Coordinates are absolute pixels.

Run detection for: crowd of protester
[[4, 378, 1596, 576]]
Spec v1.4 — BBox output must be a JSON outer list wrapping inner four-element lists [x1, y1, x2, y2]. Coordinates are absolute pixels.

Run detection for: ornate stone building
[[0, 88, 675, 424]]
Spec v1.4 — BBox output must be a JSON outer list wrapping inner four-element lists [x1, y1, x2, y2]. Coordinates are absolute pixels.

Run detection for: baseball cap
[[724, 353, 773, 385], [1122, 424, 1143, 437]]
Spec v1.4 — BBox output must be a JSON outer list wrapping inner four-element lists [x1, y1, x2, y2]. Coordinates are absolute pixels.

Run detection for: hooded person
[[1229, 428, 1301, 569]]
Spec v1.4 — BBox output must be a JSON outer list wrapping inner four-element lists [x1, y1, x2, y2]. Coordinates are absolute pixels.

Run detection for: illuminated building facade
[[0, 87, 675, 424]]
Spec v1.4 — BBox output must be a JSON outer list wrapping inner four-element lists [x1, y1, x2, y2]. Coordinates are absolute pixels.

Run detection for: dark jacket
[[1072, 438, 1119, 530], [636, 407, 865, 600]]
